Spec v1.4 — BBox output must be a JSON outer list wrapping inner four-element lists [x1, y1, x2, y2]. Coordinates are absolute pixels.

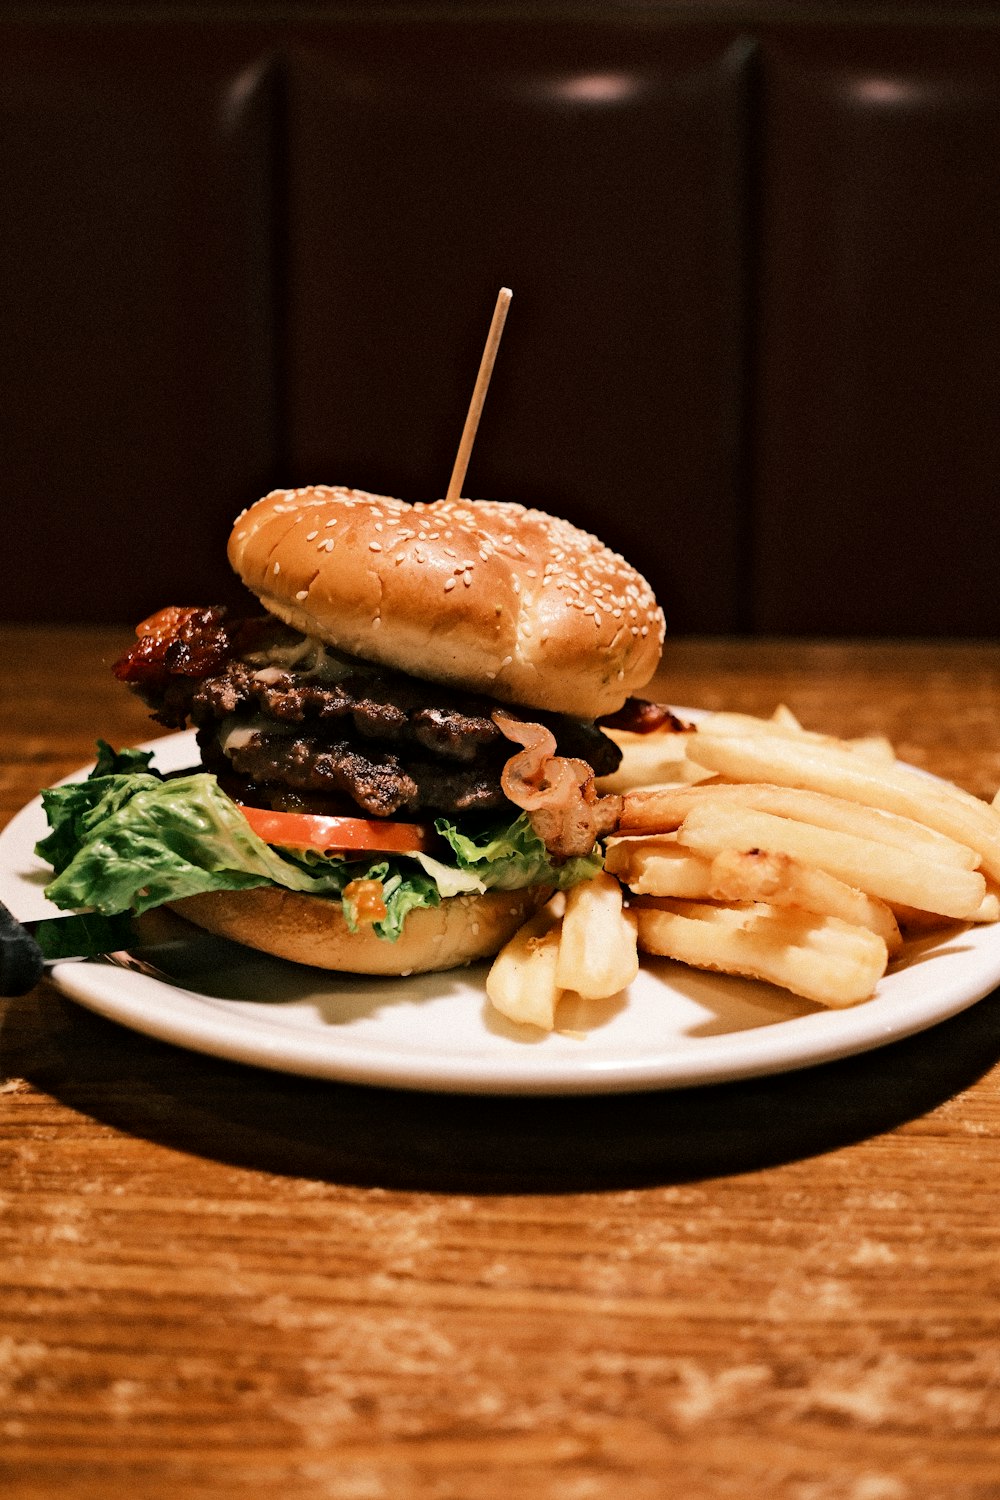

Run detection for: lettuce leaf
[[432, 812, 603, 893], [31, 910, 137, 960], [92, 739, 161, 779], [36, 751, 603, 944], [39, 771, 347, 916], [37, 741, 163, 877]]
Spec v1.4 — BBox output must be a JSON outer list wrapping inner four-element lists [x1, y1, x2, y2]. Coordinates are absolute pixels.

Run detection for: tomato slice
[[239, 805, 437, 856]]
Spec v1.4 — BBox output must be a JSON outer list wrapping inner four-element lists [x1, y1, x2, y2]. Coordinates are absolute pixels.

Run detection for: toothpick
[[445, 287, 512, 503]]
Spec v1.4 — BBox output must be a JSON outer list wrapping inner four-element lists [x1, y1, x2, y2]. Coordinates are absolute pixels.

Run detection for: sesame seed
[[463, 571, 473, 586], [273, 562, 281, 575], [444, 578, 456, 592], [306, 530, 318, 541], [369, 542, 382, 552], [295, 589, 308, 601]]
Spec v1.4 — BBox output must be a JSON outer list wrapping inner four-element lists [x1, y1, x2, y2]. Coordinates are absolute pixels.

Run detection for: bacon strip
[[114, 606, 241, 690], [493, 710, 622, 859], [598, 698, 689, 735], [112, 606, 277, 728]]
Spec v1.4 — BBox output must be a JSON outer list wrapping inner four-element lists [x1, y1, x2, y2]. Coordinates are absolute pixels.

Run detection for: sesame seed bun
[[228, 486, 664, 719], [169, 884, 552, 976]]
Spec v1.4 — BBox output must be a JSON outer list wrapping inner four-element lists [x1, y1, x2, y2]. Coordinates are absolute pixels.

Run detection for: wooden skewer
[[445, 287, 512, 503]]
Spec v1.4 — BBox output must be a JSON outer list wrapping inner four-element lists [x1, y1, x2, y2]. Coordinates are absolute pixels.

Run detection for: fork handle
[[0, 900, 45, 996]]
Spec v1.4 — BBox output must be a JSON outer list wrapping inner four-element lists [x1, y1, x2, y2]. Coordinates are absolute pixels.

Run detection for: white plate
[[4, 728, 1000, 1096]]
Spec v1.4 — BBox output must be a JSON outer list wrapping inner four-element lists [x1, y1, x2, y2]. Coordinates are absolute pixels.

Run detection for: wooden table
[[3, 626, 1000, 1500]]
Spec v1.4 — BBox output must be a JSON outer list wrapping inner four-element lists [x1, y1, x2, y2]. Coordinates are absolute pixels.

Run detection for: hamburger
[[37, 486, 665, 974]]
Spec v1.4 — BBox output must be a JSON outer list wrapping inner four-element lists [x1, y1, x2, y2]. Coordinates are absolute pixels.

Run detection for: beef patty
[[115, 607, 622, 820]]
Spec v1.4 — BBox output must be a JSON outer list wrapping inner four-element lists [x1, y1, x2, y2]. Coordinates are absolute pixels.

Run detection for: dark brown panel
[[284, 22, 752, 633], [753, 29, 1000, 635], [0, 27, 278, 622]]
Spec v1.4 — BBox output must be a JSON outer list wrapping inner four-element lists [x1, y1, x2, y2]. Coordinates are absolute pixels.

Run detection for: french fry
[[620, 781, 980, 868], [485, 904, 564, 1030], [893, 886, 1000, 933], [976, 887, 1000, 923], [848, 734, 897, 765], [684, 733, 1000, 881], [698, 710, 895, 764], [677, 802, 986, 920], [555, 871, 639, 998], [597, 726, 710, 794], [608, 836, 902, 952], [596, 707, 1000, 1021], [490, 699, 997, 1032], [706, 847, 902, 955], [604, 836, 715, 897], [634, 899, 889, 1008]]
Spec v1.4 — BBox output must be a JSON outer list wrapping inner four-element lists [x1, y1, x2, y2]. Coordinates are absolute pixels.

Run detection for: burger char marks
[[115, 607, 622, 821], [200, 729, 505, 819], [190, 659, 502, 765]]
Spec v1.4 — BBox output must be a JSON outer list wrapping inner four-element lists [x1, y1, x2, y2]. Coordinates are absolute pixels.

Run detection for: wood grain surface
[[2, 626, 1000, 1500]]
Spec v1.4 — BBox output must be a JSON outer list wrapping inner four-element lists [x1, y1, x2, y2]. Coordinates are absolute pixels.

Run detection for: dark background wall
[[3, 3, 999, 635]]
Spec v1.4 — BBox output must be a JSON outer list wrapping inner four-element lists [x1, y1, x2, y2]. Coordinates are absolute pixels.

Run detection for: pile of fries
[[486, 705, 1000, 1029]]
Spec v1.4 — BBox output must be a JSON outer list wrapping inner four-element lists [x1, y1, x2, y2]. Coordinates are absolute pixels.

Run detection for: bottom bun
[[169, 884, 552, 976]]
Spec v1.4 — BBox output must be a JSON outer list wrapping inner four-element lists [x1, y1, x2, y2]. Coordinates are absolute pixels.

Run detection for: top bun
[[228, 486, 665, 719]]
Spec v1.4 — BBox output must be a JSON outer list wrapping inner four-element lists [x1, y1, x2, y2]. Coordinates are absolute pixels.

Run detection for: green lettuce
[[36, 748, 603, 946], [431, 813, 602, 894], [31, 910, 138, 961]]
